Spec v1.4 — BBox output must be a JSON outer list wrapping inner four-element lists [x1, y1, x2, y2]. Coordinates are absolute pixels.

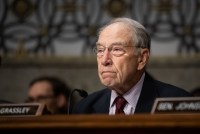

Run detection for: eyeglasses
[[93, 44, 139, 57], [26, 95, 54, 102]]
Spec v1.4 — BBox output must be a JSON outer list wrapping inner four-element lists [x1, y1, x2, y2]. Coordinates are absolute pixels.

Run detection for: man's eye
[[97, 48, 104, 53], [113, 47, 123, 51]]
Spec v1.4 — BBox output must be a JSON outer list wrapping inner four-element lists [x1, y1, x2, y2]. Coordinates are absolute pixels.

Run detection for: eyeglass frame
[[93, 42, 141, 57]]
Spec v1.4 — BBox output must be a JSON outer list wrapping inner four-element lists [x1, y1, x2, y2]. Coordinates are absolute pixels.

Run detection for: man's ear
[[137, 48, 150, 70], [56, 94, 67, 108]]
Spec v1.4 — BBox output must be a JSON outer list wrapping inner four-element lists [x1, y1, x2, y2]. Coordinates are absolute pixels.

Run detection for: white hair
[[98, 18, 151, 55]]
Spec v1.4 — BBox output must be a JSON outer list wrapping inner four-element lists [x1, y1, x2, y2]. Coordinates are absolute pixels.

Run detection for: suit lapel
[[135, 73, 159, 113], [93, 89, 111, 114]]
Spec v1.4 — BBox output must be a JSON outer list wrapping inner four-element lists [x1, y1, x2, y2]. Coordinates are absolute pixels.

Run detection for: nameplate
[[151, 97, 200, 114], [0, 103, 45, 117]]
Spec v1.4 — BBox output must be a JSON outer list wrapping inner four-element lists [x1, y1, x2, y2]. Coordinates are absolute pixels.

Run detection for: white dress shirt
[[109, 73, 145, 115]]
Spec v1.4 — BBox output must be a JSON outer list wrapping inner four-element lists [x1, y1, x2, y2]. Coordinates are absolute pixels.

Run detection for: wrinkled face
[[28, 81, 57, 113], [96, 23, 148, 95]]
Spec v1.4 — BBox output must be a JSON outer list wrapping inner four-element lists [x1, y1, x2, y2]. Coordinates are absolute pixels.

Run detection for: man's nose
[[101, 49, 112, 66]]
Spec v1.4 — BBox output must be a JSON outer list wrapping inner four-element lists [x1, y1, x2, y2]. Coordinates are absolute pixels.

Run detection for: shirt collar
[[110, 73, 145, 108]]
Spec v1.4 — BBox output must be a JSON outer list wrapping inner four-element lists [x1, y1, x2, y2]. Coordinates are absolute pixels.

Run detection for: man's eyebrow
[[111, 42, 126, 46], [96, 42, 101, 46]]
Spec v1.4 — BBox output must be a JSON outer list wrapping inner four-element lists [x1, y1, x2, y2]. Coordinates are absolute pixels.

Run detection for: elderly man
[[73, 18, 191, 115]]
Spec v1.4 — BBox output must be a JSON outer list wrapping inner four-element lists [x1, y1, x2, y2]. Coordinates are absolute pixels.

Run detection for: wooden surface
[[0, 114, 200, 134]]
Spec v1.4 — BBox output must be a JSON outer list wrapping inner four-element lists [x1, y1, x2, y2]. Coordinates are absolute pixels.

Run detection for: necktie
[[115, 96, 127, 114]]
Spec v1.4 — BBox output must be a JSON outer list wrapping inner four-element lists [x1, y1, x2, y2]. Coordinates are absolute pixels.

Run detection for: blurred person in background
[[26, 76, 71, 114]]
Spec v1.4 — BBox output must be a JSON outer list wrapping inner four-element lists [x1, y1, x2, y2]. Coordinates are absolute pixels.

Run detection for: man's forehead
[[96, 41, 127, 47], [30, 82, 53, 94]]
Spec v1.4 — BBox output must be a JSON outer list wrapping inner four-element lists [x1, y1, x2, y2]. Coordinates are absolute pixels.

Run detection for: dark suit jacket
[[72, 73, 192, 114]]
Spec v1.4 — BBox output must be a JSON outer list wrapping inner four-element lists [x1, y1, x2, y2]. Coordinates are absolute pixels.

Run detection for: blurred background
[[0, 0, 199, 103]]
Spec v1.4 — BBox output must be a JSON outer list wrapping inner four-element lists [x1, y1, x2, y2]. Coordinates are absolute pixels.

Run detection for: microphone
[[67, 89, 88, 114], [74, 89, 88, 98]]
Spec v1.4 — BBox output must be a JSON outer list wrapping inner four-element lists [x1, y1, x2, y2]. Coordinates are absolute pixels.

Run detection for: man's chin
[[102, 81, 113, 87]]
